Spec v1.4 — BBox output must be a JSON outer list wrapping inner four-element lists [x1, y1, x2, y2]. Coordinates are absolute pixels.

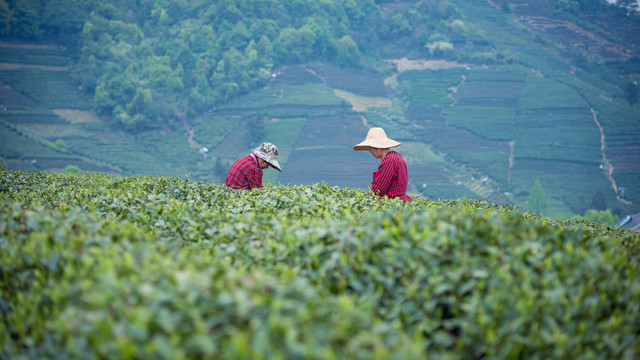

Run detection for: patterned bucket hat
[[253, 142, 282, 171], [353, 127, 401, 151]]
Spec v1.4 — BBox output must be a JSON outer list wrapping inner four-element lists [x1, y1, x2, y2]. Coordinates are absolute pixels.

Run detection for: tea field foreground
[[1, 171, 639, 359]]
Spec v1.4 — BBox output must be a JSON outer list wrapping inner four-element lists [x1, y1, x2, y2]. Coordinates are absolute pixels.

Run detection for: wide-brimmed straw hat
[[353, 127, 401, 151], [253, 142, 282, 171]]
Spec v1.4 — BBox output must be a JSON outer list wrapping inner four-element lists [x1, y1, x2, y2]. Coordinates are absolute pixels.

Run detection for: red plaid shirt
[[371, 151, 413, 202], [226, 154, 263, 190]]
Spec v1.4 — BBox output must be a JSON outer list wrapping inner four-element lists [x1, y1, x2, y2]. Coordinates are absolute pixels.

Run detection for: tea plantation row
[[1, 171, 639, 359]]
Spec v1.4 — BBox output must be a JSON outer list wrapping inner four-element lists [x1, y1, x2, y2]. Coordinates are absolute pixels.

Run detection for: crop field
[[0, 80, 39, 108], [393, 58, 640, 217], [0, 69, 90, 109], [0, 122, 65, 159], [510, 158, 617, 215], [399, 69, 464, 106], [453, 81, 523, 107], [333, 89, 392, 112], [137, 132, 199, 166], [305, 63, 389, 97], [463, 66, 529, 82], [278, 147, 378, 188], [451, 0, 532, 47], [418, 182, 479, 200], [510, 0, 636, 63], [189, 115, 240, 150], [259, 117, 307, 184], [220, 83, 345, 110], [517, 76, 587, 110], [278, 112, 379, 189], [61, 134, 187, 176], [0, 110, 68, 124], [271, 65, 323, 86], [0, 45, 211, 182], [513, 127, 601, 162], [360, 110, 414, 143], [0, 122, 113, 173], [406, 106, 511, 188], [1, 171, 638, 359], [1, 109, 191, 178], [589, 97, 640, 171], [2, 20, 639, 219], [442, 106, 516, 141], [0, 46, 69, 66]]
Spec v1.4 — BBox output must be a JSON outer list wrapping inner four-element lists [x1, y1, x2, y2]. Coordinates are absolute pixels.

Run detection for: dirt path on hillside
[[591, 108, 631, 204], [303, 66, 325, 83], [182, 118, 199, 150], [449, 74, 466, 109]]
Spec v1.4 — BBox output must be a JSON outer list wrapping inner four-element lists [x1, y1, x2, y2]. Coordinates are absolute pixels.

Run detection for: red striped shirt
[[226, 154, 263, 190], [370, 151, 413, 202]]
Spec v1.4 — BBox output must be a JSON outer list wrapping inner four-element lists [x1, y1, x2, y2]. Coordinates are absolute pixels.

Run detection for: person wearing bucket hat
[[354, 127, 413, 202], [226, 142, 281, 190]]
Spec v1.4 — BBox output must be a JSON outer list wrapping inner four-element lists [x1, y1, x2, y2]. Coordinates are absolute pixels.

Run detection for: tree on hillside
[[0, 0, 13, 35], [618, 0, 640, 13], [42, 0, 87, 38], [63, 165, 81, 174], [527, 179, 549, 215], [11, 0, 42, 39], [581, 209, 619, 225], [274, 27, 316, 63], [336, 35, 361, 67]]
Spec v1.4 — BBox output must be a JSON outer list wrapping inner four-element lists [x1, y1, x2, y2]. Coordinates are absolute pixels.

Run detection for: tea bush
[[1, 171, 638, 359]]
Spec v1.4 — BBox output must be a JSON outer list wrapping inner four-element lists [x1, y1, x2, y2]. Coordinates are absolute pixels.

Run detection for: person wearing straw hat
[[353, 127, 413, 202], [226, 142, 281, 190]]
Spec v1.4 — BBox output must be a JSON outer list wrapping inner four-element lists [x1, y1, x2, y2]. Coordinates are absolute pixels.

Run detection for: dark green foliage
[[1, 171, 639, 359], [62, 164, 80, 174], [582, 209, 619, 225]]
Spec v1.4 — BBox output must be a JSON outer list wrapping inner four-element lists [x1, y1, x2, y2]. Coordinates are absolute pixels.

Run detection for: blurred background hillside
[[0, 0, 639, 219]]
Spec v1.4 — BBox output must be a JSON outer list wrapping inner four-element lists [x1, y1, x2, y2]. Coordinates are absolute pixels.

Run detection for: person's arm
[[370, 157, 395, 197]]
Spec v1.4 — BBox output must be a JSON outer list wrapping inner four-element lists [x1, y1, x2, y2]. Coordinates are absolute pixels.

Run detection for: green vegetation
[[1, 170, 638, 359], [54, 139, 66, 150], [442, 106, 516, 141], [581, 208, 620, 225], [0, 69, 90, 110], [0, 0, 477, 131], [527, 179, 549, 214], [63, 164, 80, 174]]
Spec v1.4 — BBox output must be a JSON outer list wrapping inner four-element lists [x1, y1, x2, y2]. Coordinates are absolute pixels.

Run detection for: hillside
[[1, 170, 639, 358], [1, 0, 639, 219]]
